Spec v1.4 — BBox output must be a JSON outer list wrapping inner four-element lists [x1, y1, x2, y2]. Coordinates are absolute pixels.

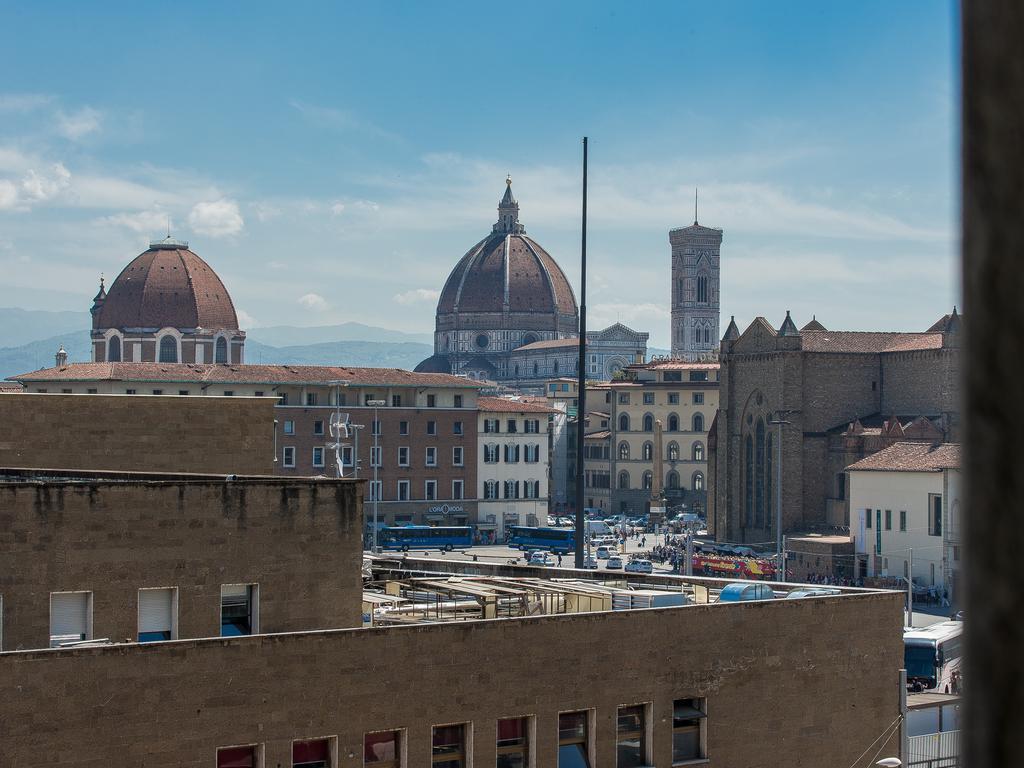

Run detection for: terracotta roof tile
[[478, 396, 557, 414], [846, 442, 960, 472], [8, 363, 482, 389], [800, 331, 943, 353]]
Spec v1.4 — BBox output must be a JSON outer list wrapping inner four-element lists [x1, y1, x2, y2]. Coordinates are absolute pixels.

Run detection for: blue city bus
[[508, 526, 575, 554], [379, 525, 473, 551]]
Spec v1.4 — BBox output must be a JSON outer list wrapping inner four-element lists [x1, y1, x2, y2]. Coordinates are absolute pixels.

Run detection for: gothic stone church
[[707, 309, 961, 544]]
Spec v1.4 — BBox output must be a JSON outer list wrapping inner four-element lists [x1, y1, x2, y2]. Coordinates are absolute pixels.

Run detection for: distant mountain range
[[0, 308, 436, 380]]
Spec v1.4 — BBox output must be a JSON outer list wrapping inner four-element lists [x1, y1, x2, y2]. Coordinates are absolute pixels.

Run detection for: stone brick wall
[[0, 473, 363, 650], [881, 349, 961, 422], [0, 393, 275, 474], [0, 588, 902, 766]]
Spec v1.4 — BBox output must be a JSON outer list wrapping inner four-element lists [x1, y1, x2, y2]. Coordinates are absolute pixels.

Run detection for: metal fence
[[909, 730, 960, 768]]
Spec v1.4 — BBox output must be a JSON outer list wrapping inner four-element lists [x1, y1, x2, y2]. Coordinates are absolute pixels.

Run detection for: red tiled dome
[[92, 240, 240, 331], [437, 232, 578, 318]]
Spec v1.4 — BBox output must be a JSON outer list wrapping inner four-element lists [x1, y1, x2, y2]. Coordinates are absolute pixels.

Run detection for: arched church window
[[693, 472, 705, 491], [697, 275, 708, 304], [668, 414, 679, 432], [158, 335, 178, 363], [642, 442, 653, 461], [107, 336, 121, 362], [755, 418, 766, 528], [619, 413, 630, 431], [744, 434, 754, 526], [692, 413, 704, 432], [215, 337, 228, 364], [476, 334, 489, 349], [693, 442, 704, 462], [642, 471, 653, 490], [766, 433, 774, 522], [618, 471, 630, 490], [643, 414, 654, 432], [618, 441, 630, 460], [667, 471, 679, 489], [704, 327, 710, 344], [668, 442, 679, 461]]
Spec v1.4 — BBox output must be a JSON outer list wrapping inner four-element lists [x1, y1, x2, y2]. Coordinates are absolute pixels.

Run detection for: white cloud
[[0, 162, 72, 210], [330, 201, 345, 216], [100, 209, 169, 234], [0, 180, 18, 209], [55, 107, 102, 140], [250, 201, 281, 222], [298, 292, 328, 311], [187, 199, 244, 237], [393, 288, 441, 305], [0, 93, 52, 112], [237, 308, 258, 328]]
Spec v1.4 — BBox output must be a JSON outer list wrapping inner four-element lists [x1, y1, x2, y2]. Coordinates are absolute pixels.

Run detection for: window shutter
[[50, 592, 89, 645], [138, 588, 174, 635]]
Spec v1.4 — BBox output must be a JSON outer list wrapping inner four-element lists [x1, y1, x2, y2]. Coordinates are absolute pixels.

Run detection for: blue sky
[[0, 1, 958, 347]]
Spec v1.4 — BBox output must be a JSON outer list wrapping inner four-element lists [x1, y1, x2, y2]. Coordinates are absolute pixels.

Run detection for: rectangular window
[[224, 390, 234, 397], [453, 446, 464, 466], [218, 745, 259, 768], [617, 704, 648, 768], [397, 480, 410, 502], [220, 584, 258, 637], [427, 394, 436, 408], [866, 510, 872, 529], [371, 419, 381, 436], [152, 389, 163, 395], [425, 480, 437, 501], [293, 738, 333, 768], [689, 371, 708, 382], [496, 717, 530, 768], [432, 723, 467, 767], [313, 447, 325, 468], [484, 418, 500, 433], [398, 447, 410, 466], [254, 391, 264, 397], [453, 420, 464, 435], [668, 393, 680, 404], [484, 444, 499, 463], [314, 420, 325, 436], [692, 392, 704, 404], [427, 420, 437, 436], [371, 446, 382, 467], [369, 480, 382, 501], [504, 444, 521, 463], [284, 420, 295, 435], [365, 730, 402, 767], [452, 480, 464, 500], [618, 393, 630, 404], [643, 392, 655, 405], [454, 394, 463, 408], [507, 419, 518, 433], [125, 388, 136, 395], [672, 698, 707, 764], [306, 393, 317, 406], [283, 446, 296, 467], [50, 591, 92, 647], [178, 390, 189, 396], [279, 393, 289, 405], [900, 510, 907, 532], [558, 711, 591, 768], [138, 587, 177, 643], [364, 394, 377, 405], [885, 509, 892, 531], [929, 495, 943, 536], [524, 419, 540, 433], [399, 420, 409, 436], [426, 447, 437, 467], [392, 395, 402, 407]]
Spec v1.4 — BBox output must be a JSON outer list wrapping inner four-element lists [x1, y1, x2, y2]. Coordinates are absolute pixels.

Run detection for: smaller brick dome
[[92, 238, 240, 331]]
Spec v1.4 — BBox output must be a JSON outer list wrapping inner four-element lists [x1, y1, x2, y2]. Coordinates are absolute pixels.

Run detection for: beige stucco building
[[848, 442, 961, 601]]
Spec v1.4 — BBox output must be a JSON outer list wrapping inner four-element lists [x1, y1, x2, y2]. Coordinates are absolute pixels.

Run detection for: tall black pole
[[574, 137, 588, 568]]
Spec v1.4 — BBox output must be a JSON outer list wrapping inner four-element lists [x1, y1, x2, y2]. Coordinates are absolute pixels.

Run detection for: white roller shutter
[[50, 592, 89, 646], [138, 588, 174, 637]]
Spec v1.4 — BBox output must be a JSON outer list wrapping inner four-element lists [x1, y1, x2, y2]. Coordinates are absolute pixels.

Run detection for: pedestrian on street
[[557, 553, 563, 567]]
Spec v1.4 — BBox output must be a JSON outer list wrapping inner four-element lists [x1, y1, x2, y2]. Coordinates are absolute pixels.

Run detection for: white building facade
[[477, 397, 553, 540], [847, 442, 961, 602]]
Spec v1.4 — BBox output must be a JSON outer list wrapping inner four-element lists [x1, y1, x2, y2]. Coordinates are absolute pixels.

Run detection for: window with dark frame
[[217, 745, 258, 768], [672, 698, 707, 764], [400, 420, 409, 435], [427, 394, 436, 408], [496, 717, 529, 768], [364, 730, 401, 767], [431, 723, 466, 767], [314, 419, 324, 435], [220, 585, 256, 637], [427, 420, 437, 436], [454, 394, 463, 408], [293, 738, 331, 768], [558, 711, 590, 768], [617, 704, 647, 768]]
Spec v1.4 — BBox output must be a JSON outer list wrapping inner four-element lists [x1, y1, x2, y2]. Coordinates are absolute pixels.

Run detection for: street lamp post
[[367, 399, 387, 553], [768, 411, 794, 582]]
